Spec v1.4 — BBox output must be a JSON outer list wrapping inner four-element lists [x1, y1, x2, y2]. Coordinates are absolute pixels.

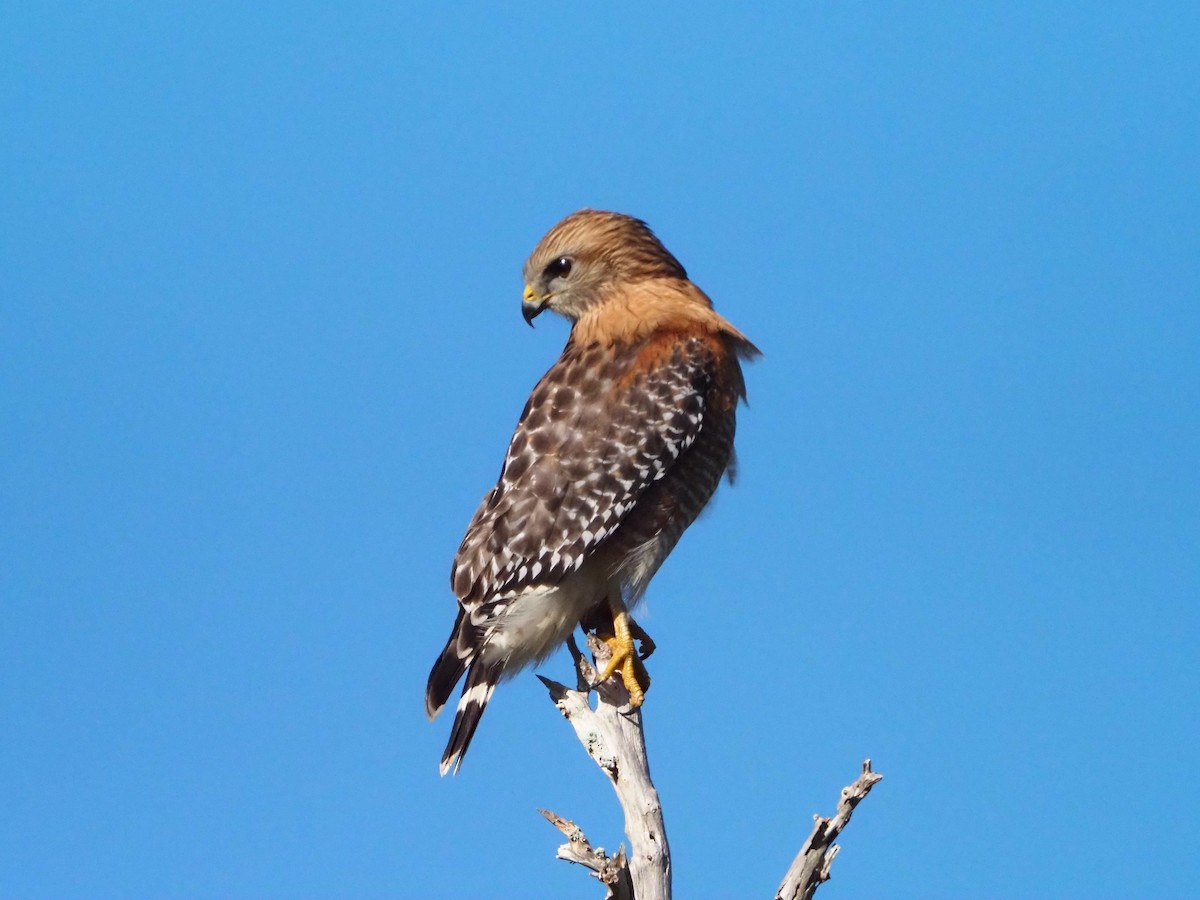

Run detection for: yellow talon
[[628, 617, 656, 660], [594, 606, 652, 706]]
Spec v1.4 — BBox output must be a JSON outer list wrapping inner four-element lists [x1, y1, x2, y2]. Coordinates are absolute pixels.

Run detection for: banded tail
[[425, 611, 500, 775]]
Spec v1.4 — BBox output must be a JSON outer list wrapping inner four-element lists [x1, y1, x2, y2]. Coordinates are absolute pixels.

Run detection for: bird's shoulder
[[572, 277, 756, 357]]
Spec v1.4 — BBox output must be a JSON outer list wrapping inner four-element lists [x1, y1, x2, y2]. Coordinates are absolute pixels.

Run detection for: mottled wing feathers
[[450, 333, 716, 612]]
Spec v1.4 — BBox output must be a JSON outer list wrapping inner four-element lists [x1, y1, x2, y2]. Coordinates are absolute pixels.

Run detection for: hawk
[[426, 209, 758, 774]]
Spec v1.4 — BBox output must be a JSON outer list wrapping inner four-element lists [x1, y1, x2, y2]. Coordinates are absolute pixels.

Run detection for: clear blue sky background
[[3, 4, 1197, 898]]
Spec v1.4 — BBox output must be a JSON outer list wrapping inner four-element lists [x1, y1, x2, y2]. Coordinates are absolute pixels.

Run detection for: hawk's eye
[[544, 256, 573, 279]]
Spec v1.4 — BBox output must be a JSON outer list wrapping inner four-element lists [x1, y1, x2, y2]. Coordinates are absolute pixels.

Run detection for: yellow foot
[[628, 618, 656, 660], [594, 610, 652, 706]]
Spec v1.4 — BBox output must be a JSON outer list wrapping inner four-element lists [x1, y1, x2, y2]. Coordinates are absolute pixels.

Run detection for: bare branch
[[541, 637, 882, 899], [539, 635, 671, 900], [774, 759, 884, 900], [536, 808, 633, 900]]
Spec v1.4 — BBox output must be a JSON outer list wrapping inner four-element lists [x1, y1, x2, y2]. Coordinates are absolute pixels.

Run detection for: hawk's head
[[521, 209, 687, 326]]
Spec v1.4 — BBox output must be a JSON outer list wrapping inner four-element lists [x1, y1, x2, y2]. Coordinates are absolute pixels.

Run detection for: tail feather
[[426, 608, 473, 720], [439, 659, 502, 776]]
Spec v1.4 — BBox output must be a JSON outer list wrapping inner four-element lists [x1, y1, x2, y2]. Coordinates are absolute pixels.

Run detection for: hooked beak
[[522, 284, 548, 326]]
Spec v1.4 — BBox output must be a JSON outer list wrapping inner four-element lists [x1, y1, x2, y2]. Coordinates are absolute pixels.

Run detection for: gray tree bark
[[538, 636, 883, 899], [774, 759, 884, 900]]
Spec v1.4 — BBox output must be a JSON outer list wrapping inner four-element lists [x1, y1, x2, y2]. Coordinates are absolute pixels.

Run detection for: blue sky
[[2, 3, 1197, 897]]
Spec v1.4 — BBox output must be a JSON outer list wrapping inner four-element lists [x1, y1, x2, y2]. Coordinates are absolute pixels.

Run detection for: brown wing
[[450, 333, 716, 613]]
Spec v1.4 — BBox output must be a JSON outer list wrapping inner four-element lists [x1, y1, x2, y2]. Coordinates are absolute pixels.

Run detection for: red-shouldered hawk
[[426, 210, 758, 774]]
